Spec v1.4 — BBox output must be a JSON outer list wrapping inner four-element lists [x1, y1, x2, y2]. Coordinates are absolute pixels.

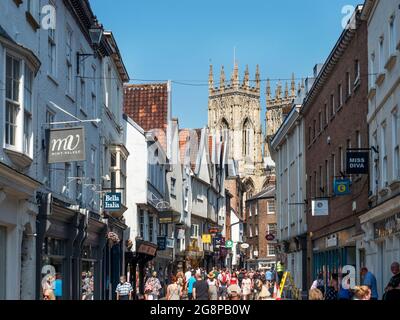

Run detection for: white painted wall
[[123, 116, 147, 247]]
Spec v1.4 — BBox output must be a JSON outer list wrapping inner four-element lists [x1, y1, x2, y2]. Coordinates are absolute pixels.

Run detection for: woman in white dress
[[241, 273, 252, 300]]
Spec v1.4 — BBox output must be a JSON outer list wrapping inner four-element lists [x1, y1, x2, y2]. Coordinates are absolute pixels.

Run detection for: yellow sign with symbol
[[202, 234, 212, 244]]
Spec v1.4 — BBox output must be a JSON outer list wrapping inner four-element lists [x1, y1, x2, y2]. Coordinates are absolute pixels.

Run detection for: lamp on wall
[[77, 18, 103, 74]]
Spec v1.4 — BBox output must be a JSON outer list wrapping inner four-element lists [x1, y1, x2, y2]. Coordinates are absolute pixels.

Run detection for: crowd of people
[[114, 261, 400, 301], [309, 262, 400, 301], [118, 267, 279, 301]]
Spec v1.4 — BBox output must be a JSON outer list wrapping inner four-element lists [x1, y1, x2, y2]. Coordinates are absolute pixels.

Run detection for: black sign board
[[346, 151, 369, 174], [157, 236, 167, 251], [48, 127, 86, 163]]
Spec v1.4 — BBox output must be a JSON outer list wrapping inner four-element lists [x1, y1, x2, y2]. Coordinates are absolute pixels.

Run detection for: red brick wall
[[303, 18, 369, 240], [245, 197, 277, 260]]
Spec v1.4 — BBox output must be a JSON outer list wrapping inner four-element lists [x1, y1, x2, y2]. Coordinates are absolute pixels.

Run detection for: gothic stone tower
[[264, 74, 299, 159], [208, 63, 265, 195]]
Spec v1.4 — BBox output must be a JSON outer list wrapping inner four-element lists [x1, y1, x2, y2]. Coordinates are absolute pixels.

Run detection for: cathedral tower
[[208, 63, 265, 195], [265, 73, 298, 159]]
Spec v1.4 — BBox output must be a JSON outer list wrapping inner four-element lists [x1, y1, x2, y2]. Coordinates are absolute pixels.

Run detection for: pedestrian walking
[[42, 274, 55, 300], [384, 262, 400, 300], [207, 272, 219, 300], [193, 273, 209, 300], [276, 261, 285, 285], [241, 273, 252, 300], [308, 288, 324, 300], [115, 276, 132, 300], [360, 267, 378, 300], [311, 272, 325, 296], [352, 286, 371, 300], [187, 271, 197, 300], [227, 282, 241, 300], [258, 278, 271, 300], [217, 270, 229, 300], [144, 271, 162, 300], [324, 277, 338, 300], [167, 276, 181, 300], [253, 275, 263, 300]]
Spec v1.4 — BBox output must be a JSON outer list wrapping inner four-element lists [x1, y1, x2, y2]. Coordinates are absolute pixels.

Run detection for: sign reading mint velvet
[[104, 193, 121, 211], [48, 127, 86, 163]]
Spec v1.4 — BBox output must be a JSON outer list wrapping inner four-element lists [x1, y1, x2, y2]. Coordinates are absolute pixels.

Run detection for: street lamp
[[77, 18, 103, 75]]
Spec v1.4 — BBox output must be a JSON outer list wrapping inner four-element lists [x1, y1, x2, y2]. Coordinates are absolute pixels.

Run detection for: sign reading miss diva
[[346, 151, 369, 174]]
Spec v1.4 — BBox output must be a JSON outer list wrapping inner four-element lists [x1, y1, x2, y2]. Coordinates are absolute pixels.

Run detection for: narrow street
[[0, 0, 399, 304]]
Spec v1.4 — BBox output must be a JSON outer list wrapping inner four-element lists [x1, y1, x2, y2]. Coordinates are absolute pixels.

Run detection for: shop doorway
[[81, 260, 95, 300]]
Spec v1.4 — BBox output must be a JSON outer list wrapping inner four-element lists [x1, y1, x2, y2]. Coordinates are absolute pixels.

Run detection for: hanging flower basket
[[107, 232, 120, 245]]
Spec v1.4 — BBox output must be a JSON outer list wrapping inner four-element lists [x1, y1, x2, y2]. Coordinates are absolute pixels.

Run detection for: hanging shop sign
[[346, 152, 369, 174], [47, 127, 86, 163], [177, 228, 185, 240], [312, 199, 329, 216], [157, 236, 167, 251], [265, 233, 275, 241], [240, 243, 250, 249], [333, 179, 351, 196], [225, 240, 233, 248], [202, 234, 212, 244], [213, 237, 225, 250], [103, 193, 121, 211], [166, 238, 175, 249], [136, 241, 157, 256]]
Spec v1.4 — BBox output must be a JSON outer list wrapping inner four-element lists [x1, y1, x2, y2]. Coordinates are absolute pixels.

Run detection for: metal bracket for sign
[[42, 101, 101, 127], [347, 147, 379, 154]]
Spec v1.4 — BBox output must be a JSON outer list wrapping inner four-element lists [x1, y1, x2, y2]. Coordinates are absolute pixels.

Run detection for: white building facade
[[0, 0, 128, 300], [358, 0, 400, 298], [270, 91, 307, 293]]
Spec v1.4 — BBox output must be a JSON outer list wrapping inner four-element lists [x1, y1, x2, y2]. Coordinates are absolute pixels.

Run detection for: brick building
[[244, 184, 277, 270], [301, 6, 369, 286]]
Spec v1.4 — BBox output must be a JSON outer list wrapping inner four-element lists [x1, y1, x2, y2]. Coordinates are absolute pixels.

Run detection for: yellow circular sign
[[338, 184, 347, 193]]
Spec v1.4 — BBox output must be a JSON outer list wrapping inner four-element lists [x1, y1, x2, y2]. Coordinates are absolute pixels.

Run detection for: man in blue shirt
[[187, 271, 197, 300], [361, 267, 378, 300], [54, 274, 62, 299]]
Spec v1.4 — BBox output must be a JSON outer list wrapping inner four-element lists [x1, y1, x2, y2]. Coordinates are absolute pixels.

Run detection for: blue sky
[[90, 0, 361, 129]]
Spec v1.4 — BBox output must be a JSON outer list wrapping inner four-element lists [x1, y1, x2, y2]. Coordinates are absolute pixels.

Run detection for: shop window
[[40, 237, 66, 300]]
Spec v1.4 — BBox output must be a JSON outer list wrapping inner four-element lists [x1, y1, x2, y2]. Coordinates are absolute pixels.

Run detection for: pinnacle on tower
[[276, 81, 282, 99], [284, 82, 289, 98], [266, 78, 271, 101], [243, 65, 250, 88], [220, 65, 225, 91], [209, 64, 214, 92], [255, 64, 260, 91], [232, 62, 239, 88], [291, 73, 296, 97]]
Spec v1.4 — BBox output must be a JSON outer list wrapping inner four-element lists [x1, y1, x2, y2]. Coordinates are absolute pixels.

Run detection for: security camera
[[102, 174, 111, 182]]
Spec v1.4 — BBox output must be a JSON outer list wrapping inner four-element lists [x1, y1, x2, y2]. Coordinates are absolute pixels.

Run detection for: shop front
[[36, 193, 112, 300], [278, 235, 307, 292], [125, 239, 157, 299], [311, 227, 357, 284], [36, 193, 82, 300], [358, 195, 400, 297], [0, 162, 40, 300]]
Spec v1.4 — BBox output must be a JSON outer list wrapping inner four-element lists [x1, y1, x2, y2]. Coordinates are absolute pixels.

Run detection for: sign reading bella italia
[[47, 127, 86, 163]]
